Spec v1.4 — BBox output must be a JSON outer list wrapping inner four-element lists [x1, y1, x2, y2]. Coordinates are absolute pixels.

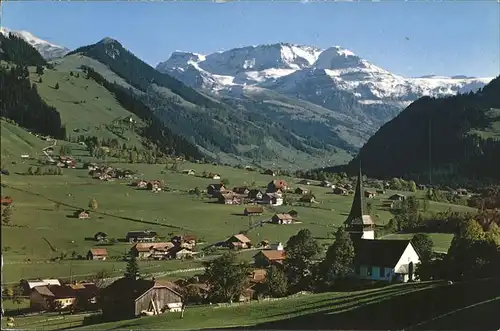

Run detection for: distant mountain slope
[[348, 76, 500, 180], [65, 38, 363, 168], [0, 27, 70, 61], [157, 43, 493, 126]]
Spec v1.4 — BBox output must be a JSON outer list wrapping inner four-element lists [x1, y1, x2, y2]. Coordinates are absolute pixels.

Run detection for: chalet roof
[[46, 285, 76, 298], [353, 239, 412, 268], [89, 248, 108, 256], [208, 184, 225, 190], [231, 234, 251, 243], [101, 278, 156, 302], [26, 279, 61, 289], [256, 250, 286, 261], [133, 242, 173, 252], [344, 164, 374, 226], [33, 285, 55, 297], [245, 206, 264, 213], [273, 213, 293, 221], [270, 180, 288, 189]]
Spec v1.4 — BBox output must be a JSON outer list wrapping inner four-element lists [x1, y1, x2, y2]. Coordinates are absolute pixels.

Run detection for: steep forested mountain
[[0, 65, 66, 139], [344, 76, 500, 181], [0, 32, 47, 66], [82, 66, 203, 159]]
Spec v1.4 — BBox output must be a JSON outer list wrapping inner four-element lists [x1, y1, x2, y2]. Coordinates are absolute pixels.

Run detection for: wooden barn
[[100, 278, 183, 319]]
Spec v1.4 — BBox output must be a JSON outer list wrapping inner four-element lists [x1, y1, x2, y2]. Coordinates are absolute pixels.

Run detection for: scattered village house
[[244, 206, 264, 216], [218, 192, 241, 205], [263, 169, 276, 176], [352, 239, 421, 283], [207, 184, 226, 196], [182, 169, 196, 175], [271, 213, 293, 225], [87, 248, 108, 261], [248, 189, 264, 200], [365, 190, 376, 199], [389, 193, 406, 201], [233, 187, 250, 195], [321, 180, 332, 187], [288, 209, 298, 217], [226, 234, 252, 249], [30, 285, 77, 311], [334, 187, 348, 195], [126, 230, 157, 243], [266, 179, 288, 193], [147, 180, 164, 192], [131, 242, 175, 260], [133, 180, 148, 189], [100, 278, 183, 319], [94, 231, 107, 242], [298, 179, 311, 185], [262, 193, 283, 206], [253, 250, 286, 267], [21, 279, 61, 296], [67, 283, 99, 311], [75, 210, 90, 219]]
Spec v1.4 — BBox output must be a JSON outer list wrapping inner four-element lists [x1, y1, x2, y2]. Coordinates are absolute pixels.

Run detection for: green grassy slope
[[27, 65, 145, 147], [0, 119, 48, 159]]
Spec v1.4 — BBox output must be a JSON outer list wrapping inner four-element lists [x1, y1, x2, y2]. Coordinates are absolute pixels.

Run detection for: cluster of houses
[[206, 179, 289, 206], [88, 164, 134, 181], [85, 231, 199, 262], [130, 179, 165, 192], [57, 156, 76, 169]]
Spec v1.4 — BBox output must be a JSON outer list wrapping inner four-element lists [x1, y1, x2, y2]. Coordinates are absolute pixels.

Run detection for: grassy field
[[1, 153, 477, 283], [4, 278, 498, 331]]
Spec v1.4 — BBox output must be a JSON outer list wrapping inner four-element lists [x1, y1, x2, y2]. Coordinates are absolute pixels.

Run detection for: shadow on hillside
[[212, 278, 500, 331]]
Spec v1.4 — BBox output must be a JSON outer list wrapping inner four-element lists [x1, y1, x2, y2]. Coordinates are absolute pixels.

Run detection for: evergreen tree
[[319, 227, 355, 287], [411, 233, 434, 262], [54, 82, 60, 90], [124, 252, 140, 280], [284, 229, 321, 292], [88, 198, 98, 210]]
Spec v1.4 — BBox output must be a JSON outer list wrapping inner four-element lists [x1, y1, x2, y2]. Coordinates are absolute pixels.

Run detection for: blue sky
[[2, 1, 499, 77]]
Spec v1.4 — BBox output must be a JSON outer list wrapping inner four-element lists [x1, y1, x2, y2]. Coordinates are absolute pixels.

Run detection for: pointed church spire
[[346, 160, 365, 221], [344, 159, 375, 240]]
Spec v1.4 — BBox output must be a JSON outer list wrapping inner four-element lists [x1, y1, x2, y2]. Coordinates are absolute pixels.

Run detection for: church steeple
[[344, 161, 375, 240]]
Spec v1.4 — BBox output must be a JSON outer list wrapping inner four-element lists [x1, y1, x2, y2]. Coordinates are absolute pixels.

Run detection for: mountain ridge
[[157, 43, 494, 127]]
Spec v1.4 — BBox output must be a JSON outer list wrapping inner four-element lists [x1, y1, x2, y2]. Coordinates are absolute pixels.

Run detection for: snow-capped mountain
[[157, 43, 494, 121], [0, 27, 70, 60]]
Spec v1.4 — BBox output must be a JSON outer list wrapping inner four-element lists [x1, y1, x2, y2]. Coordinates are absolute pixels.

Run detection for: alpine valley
[[0, 28, 495, 169]]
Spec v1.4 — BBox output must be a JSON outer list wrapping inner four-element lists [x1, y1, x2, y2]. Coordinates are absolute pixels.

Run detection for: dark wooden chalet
[[100, 278, 182, 319]]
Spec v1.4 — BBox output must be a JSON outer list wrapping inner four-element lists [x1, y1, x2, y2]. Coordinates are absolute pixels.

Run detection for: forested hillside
[[0, 32, 46, 66], [343, 76, 500, 181], [0, 65, 66, 139], [82, 66, 203, 159]]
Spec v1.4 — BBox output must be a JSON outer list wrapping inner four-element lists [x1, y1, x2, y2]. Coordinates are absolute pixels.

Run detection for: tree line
[[0, 65, 66, 139], [81, 66, 203, 160], [0, 32, 46, 66]]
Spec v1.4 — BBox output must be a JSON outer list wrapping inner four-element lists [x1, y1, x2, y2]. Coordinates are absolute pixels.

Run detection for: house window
[[367, 266, 372, 276], [379, 267, 384, 278]]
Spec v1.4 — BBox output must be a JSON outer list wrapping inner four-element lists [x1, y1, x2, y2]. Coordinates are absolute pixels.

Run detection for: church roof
[[353, 239, 412, 267]]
